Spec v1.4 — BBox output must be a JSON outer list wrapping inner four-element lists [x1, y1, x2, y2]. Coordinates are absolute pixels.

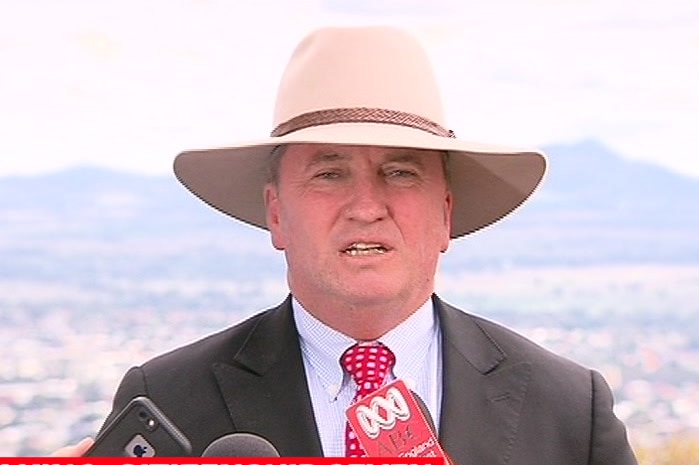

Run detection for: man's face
[[264, 144, 452, 310]]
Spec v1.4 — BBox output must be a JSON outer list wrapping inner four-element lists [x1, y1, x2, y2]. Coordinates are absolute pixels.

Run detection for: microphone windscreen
[[201, 432, 280, 457]]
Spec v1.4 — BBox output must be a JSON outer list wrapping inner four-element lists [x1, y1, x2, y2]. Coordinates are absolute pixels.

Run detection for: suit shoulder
[[440, 301, 591, 375], [142, 303, 286, 371]]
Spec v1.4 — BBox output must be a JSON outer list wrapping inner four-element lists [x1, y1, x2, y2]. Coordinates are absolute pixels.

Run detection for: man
[[58, 26, 638, 463]]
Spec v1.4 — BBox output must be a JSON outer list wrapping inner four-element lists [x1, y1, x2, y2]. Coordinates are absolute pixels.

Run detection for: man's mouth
[[342, 242, 388, 256]]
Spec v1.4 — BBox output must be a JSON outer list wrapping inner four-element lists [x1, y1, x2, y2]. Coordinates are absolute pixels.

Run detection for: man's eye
[[314, 171, 341, 179], [386, 169, 418, 178]]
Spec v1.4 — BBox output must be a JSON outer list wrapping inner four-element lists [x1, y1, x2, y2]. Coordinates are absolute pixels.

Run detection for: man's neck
[[292, 293, 433, 340]]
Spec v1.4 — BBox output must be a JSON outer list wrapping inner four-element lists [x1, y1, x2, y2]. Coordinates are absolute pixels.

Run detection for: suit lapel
[[205, 295, 531, 461], [211, 297, 324, 456], [436, 298, 531, 465]]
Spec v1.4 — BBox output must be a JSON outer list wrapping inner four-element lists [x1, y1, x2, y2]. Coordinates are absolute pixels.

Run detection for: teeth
[[344, 242, 387, 255], [353, 242, 382, 250]]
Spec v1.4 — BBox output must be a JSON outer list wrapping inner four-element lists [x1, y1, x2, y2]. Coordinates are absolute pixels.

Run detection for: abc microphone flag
[[345, 379, 450, 459]]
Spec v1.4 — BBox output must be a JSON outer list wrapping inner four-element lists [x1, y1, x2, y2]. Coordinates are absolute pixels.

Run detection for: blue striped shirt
[[292, 297, 443, 457]]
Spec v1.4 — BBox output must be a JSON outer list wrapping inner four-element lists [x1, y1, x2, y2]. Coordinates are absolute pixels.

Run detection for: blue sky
[[1, 0, 697, 178]]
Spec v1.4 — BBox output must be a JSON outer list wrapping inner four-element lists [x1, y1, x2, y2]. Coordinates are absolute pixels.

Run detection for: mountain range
[[1, 139, 697, 282]]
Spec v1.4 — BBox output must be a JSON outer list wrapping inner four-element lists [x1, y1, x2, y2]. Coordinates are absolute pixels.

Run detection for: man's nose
[[344, 177, 388, 222]]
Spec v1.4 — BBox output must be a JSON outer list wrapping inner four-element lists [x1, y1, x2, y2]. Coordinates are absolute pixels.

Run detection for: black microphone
[[201, 432, 280, 457]]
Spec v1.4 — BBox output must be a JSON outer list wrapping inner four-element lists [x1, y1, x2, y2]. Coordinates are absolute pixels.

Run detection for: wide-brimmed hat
[[174, 26, 547, 238]]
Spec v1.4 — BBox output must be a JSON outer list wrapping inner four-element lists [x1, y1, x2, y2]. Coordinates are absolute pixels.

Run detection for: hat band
[[270, 107, 456, 138]]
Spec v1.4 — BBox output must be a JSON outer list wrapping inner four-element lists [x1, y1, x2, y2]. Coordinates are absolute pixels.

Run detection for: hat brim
[[173, 122, 547, 238]]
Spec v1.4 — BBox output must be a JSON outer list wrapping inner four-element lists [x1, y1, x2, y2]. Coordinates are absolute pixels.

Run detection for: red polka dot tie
[[341, 342, 396, 457]]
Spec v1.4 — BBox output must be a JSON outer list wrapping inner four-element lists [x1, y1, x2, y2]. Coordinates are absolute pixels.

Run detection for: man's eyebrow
[[306, 151, 350, 166], [383, 151, 426, 167]]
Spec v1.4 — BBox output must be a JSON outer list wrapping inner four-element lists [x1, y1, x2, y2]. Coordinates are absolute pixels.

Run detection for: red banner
[[0, 458, 445, 465]]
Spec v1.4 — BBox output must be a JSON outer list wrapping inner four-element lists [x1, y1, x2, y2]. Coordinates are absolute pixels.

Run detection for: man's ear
[[441, 190, 453, 253], [264, 183, 286, 250]]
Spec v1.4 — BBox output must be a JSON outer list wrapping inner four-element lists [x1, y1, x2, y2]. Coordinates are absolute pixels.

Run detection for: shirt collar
[[293, 296, 437, 398]]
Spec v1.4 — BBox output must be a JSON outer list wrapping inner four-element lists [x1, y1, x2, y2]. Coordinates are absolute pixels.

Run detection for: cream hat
[[174, 26, 547, 238]]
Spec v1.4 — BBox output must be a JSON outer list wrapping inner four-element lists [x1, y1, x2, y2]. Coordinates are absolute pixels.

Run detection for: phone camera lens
[[135, 408, 158, 430], [145, 418, 158, 431]]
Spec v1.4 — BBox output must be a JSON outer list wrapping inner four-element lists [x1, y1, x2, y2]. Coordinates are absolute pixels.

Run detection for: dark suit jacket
[[103, 295, 638, 464]]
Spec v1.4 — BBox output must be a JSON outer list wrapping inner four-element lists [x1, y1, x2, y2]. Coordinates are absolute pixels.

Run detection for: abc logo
[[355, 386, 411, 438]]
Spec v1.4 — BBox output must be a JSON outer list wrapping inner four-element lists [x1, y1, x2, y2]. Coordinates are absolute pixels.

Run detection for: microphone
[[345, 379, 449, 459], [410, 389, 437, 434], [201, 432, 280, 457]]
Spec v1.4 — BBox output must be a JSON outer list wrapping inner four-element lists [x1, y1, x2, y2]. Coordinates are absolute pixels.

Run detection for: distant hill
[[532, 140, 699, 226], [445, 140, 699, 269], [1, 140, 697, 282]]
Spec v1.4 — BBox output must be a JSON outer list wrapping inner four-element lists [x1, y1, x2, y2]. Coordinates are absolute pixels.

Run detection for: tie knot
[[341, 342, 395, 391]]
